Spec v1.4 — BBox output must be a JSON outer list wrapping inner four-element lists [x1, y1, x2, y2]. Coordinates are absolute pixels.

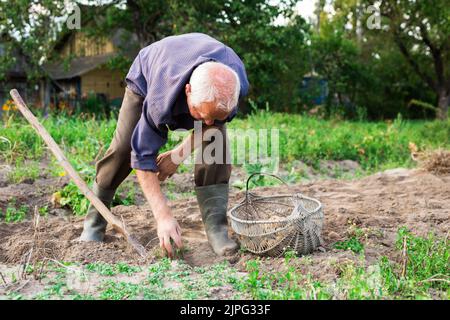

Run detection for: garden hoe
[[9, 89, 147, 259]]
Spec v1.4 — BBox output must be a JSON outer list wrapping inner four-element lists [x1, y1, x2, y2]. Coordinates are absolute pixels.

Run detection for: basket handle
[[245, 172, 289, 201], [244, 173, 313, 216]]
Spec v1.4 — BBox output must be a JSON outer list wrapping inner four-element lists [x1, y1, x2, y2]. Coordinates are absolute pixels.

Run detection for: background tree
[[0, 0, 448, 120], [375, 0, 450, 119], [168, 0, 310, 111], [0, 0, 65, 82]]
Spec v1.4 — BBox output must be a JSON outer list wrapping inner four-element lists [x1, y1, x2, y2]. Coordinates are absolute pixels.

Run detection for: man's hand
[[135, 169, 183, 258], [156, 211, 183, 258], [156, 150, 179, 181]]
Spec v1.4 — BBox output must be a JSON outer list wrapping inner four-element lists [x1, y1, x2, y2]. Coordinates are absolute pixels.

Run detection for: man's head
[[186, 61, 240, 126]]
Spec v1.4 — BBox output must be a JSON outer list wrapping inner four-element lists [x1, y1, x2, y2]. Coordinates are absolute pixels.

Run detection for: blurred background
[[0, 0, 448, 120]]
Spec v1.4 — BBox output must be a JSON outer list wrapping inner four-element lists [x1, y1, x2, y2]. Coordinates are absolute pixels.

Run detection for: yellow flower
[[2, 100, 16, 111], [58, 171, 66, 177]]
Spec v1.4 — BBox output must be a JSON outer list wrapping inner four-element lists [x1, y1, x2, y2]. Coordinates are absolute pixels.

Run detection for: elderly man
[[79, 33, 249, 257]]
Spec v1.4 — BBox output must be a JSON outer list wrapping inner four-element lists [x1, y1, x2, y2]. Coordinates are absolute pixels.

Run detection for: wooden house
[[44, 29, 139, 108]]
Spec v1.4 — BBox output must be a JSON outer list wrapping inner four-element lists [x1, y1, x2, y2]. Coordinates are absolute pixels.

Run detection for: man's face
[[185, 84, 229, 126]]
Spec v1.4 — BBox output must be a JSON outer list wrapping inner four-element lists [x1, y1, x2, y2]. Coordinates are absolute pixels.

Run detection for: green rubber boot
[[195, 183, 238, 256], [79, 182, 115, 242]]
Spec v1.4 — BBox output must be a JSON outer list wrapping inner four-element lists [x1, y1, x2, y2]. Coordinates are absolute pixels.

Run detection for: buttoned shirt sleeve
[[130, 110, 168, 171], [125, 49, 149, 97]]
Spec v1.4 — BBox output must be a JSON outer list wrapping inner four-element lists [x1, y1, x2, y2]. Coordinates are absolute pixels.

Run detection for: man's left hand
[[156, 150, 179, 181]]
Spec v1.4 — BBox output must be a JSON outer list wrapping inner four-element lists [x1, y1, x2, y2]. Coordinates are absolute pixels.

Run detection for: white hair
[[189, 61, 240, 113]]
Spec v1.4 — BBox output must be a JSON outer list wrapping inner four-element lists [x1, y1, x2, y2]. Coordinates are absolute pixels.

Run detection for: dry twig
[[401, 236, 408, 278]]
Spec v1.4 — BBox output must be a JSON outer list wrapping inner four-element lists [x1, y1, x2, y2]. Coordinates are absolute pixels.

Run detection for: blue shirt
[[126, 33, 249, 171]]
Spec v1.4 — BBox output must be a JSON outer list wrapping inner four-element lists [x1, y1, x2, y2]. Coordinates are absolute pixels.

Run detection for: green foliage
[[335, 263, 385, 299], [0, 0, 66, 82], [310, 21, 371, 118], [375, 0, 450, 119], [171, 0, 310, 111], [379, 227, 449, 297], [99, 281, 141, 300], [57, 182, 91, 216], [241, 163, 285, 189], [334, 237, 364, 254], [3, 229, 448, 300], [113, 181, 137, 206], [86, 262, 142, 276], [396, 227, 449, 285], [235, 229, 448, 300], [57, 179, 137, 216], [38, 205, 49, 217], [237, 258, 332, 300], [0, 199, 28, 223], [78, 92, 110, 117], [1, 1, 449, 119], [1, 112, 450, 188], [231, 110, 450, 171], [0, 113, 116, 166]]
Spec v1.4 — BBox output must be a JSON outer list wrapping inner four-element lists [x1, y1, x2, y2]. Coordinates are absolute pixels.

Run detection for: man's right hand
[[135, 169, 183, 259], [156, 211, 183, 258]]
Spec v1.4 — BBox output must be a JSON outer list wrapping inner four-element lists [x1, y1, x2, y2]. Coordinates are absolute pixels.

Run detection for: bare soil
[[0, 167, 448, 287]]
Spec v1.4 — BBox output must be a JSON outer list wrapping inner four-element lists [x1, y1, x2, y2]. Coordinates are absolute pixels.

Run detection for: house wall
[[61, 32, 115, 58], [81, 67, 125, 100]]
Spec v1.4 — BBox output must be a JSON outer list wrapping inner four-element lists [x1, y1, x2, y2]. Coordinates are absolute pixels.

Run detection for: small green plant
[[38, 205, 49, 217], [34, 273, 69, 300], [334, 237, 364, 253], [0, 199, 28, 223], [57, 181, 91, 216], [85, 262, 141, 276], [99, 280, 141, 300]]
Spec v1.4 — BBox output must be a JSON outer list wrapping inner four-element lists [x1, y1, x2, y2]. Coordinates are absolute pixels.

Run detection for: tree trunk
[[437, 88, 449, 120]]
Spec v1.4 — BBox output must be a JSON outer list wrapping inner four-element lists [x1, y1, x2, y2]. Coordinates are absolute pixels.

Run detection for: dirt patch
[[1, 168, 448, 283], [0, 174, 69, 214], [0, 159, 362, 217]]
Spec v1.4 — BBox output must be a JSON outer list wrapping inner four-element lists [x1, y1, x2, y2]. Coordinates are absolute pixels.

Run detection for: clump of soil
[[0, 168, 449, 281]]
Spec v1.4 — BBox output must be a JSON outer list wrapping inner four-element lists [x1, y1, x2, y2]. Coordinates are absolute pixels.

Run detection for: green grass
[[230, 111, 450, 171], [99, 281, 141, 300], [379, 227, 449, 298], [1, 229, 447, 300], [1, 110, 449, 215], [236, 228, 449, 300], [1, 110, 449, 174], [6, 157, 40, 184]]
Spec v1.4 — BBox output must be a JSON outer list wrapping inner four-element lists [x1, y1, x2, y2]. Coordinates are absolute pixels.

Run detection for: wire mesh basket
[[228, 173, 324, 257]]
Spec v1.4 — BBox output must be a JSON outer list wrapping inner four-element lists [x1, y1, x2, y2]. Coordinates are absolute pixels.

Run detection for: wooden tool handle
[[10, 89, 147, 258]]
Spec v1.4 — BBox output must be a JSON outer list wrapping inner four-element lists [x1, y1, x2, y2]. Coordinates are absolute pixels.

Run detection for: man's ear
[[185, 83, 191, 96]]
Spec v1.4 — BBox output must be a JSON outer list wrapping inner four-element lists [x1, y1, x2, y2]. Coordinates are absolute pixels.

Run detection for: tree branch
[[393, 29, 437, 91], [419, 23, 445, 88]]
